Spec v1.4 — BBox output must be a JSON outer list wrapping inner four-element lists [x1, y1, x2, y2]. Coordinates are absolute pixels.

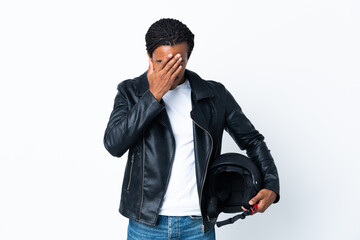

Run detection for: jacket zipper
[[192, 119, 213, 233], [126, 153, 135, 190], [139, 136, 145, 219]]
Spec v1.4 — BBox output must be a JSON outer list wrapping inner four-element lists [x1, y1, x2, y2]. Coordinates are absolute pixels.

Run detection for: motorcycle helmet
[[206, 153, 263, 227]]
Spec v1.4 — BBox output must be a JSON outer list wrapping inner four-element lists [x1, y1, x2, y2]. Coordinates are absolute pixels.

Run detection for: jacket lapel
[[187, 69, 214, 133]]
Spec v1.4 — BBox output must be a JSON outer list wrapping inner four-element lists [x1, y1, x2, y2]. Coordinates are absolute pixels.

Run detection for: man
[[103, 18, 280, 240]]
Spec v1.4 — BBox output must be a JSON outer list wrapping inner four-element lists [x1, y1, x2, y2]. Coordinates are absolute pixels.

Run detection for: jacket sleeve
[[224, 88, 280, 203], [103, 82, 165, 157]]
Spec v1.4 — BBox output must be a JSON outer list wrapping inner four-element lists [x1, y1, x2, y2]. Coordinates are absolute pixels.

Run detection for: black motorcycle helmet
[[206, 153, 263, 227]]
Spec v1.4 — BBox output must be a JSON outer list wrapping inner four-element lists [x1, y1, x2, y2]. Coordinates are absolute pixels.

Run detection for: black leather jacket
[[103, 69, 280, 233]]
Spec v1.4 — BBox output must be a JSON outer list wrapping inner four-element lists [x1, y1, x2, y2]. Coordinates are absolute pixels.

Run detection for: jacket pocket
[[126, 152, 135, 191]]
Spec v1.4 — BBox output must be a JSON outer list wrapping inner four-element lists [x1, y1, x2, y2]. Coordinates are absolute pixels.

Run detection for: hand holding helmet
[[242, 188, 277, 214], [205, 153, 277, 227]]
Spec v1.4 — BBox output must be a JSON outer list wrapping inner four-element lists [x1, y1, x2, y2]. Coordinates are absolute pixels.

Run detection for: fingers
[[148, 58, 154, 75], [169, 64, 182, 82], [168, 56, 182, 77], [241, 189, 277, 215], [158, 53, 174, 70], [248, 189, 276, 214], [249, 191, 263, 206], [162, 53, 182, 74], [256, 200, 267, 213], [241, 191, 263, 214]]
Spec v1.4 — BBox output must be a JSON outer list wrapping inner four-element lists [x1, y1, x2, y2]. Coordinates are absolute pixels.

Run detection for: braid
[[145, 18, 195, 58]]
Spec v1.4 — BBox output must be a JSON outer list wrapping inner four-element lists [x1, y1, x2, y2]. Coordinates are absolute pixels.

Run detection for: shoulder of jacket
[[200, 78, 228, 99], [116, 72, 145, 91], [187, 69, 227, 94], [205, 80, 226, 90]]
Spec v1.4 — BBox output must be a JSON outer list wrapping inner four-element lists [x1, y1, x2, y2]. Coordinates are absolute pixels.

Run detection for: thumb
[[249, 192, 263, 205], [148, 59, 154, 75]]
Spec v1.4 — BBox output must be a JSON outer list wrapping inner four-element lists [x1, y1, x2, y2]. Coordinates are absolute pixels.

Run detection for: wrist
[[149, 89, 162, 102]]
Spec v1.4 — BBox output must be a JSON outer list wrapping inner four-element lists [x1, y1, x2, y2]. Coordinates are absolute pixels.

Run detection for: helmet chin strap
[[216, 203, 258, 228]]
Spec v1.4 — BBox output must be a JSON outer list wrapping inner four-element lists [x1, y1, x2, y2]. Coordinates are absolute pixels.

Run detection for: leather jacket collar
[[135, 69, 214, 102]]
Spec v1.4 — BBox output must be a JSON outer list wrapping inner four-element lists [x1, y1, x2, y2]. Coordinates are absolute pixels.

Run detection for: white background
[[1, 0, 359, 239]]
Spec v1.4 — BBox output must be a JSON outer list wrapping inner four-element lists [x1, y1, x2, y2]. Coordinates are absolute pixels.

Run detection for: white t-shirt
[[159, 79, 201, 216]]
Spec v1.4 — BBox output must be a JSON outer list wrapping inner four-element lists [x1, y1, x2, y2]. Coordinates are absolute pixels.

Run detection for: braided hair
[[145, 18, 195, 58]]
